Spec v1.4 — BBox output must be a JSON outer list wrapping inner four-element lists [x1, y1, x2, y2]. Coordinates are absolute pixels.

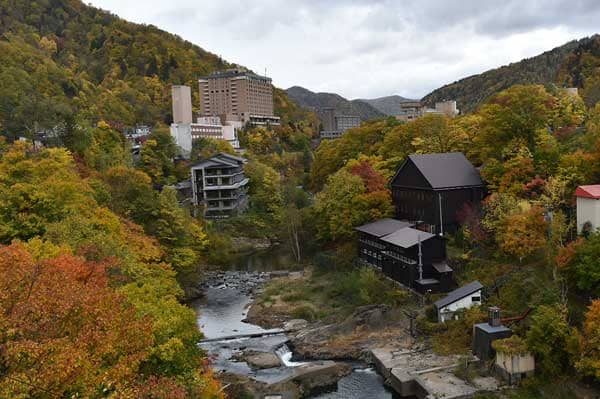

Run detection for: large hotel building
[[198, 68, 280, 125]]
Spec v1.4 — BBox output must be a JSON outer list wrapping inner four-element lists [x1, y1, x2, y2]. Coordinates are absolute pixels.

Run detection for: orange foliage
[[577, 299, 600, 379], [350, 160, 387, 193], [0, 242, 154, 397], [556, 238, 584, 269]]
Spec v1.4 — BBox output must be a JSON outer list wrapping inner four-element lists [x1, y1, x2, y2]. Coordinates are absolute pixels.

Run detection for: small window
[[472, 296, 481, 302]]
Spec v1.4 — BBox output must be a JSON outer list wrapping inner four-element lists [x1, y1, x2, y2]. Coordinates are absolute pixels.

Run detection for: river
[[193, 261, 398, 398]]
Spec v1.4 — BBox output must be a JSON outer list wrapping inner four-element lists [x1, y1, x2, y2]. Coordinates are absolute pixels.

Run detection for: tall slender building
[[198, 68, 279, 125], [172, 85, 193, 124]]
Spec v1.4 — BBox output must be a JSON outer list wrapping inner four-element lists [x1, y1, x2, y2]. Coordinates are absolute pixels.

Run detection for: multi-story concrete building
[[170, 86, 241, 155], [396, 100, 459, 121], [397, 101, 424, 121], [190, 153, 249, 218], [434, 100, 459, 117], [199, 68, 280, 125], [320, 108, 361, 139]]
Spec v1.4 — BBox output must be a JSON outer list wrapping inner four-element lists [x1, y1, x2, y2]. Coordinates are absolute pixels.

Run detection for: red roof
[[575, 185, 600, 199]]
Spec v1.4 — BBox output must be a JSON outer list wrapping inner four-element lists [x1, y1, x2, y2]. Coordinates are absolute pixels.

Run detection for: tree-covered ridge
[[422, 36, 595, 113], [0, 0, 230, 136]]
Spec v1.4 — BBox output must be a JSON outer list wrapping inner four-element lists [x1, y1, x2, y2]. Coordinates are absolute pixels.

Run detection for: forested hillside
[[422, 36, 591, 113], [0, 0, 229, 136]]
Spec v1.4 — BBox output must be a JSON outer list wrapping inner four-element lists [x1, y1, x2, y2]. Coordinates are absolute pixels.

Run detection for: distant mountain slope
[[357, 95, 414, 116], [422, 37, 596, 113], [286, 86, 385, 122]]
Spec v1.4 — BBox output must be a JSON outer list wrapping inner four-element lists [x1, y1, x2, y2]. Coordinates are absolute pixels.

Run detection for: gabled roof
[[575, 185, 600, 199], [380, 227, 436, 248], [434, 281, 483, 309], [392, 152, 484, 189], [355, 219, 413, 237]]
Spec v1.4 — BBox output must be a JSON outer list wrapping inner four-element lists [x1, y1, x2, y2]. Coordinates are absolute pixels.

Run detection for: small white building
[[434, 281, 483, 322], [576, 185, 600, 234], [493, 336, 535, 385]]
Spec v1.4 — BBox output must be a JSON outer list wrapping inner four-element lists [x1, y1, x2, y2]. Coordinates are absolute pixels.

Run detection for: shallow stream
[[193, 267, 397, 398]]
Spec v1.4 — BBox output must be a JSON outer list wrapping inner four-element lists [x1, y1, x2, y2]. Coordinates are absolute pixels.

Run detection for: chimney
[[488, 307, 501, 327]]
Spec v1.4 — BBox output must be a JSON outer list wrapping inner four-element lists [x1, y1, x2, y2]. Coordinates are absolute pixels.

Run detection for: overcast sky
[[89, 0, 600, 100]]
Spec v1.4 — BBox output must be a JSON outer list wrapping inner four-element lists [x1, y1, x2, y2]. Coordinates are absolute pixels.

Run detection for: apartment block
[[191, 153, 249, 218]]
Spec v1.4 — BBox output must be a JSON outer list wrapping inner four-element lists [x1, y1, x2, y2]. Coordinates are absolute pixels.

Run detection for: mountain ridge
[[357, 95, 416, 116], [422, 35, 600, 112], [286, 86, 386, 122]]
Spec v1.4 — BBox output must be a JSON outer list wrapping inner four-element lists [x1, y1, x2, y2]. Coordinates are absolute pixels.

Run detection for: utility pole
[[418, 235, 423, 281], [438, 193, 444, 236]]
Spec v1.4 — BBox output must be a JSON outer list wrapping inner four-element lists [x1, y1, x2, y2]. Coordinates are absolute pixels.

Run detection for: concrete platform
[[371, 347, 499, 399]]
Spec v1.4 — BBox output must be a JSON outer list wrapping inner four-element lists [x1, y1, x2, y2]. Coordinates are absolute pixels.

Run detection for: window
[[472, 296, 481, 302]]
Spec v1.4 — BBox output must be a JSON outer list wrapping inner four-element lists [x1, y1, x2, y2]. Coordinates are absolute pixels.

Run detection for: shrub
[[291, 304, 318, 321]]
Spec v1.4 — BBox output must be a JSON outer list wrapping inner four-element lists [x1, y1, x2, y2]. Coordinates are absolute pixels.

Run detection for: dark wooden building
[[380, 227, 452, 293], [390, 152, 486, 235], [356, 218, 413, 268]]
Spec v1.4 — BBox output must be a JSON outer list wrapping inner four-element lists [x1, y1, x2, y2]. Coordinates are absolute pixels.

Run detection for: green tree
[[140, 128, 178, 186], [526, 305, 578, 377], [245, 160, 283, 217], [476, 85, 555, 161]]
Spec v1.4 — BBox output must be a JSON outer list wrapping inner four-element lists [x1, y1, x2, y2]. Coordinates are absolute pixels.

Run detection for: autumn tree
[[313, 165, 393, 243], [476, 85, 555, 161], [0, 242, 154, 397], [244, 159, 284, 218], [496, 204, 547, 261], [559, 232, 600, 295], [139, 127, 179, 186], [576, 300, 600, 380], [526, 305, 578, 377], [83, 121, 131, 171]]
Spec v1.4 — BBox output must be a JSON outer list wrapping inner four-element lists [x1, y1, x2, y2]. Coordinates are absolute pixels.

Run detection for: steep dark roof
[[380, 227, 436, 248], [394, 152, 484, 189], [434, 281, 483, 309], [355, 219, 413, 237]]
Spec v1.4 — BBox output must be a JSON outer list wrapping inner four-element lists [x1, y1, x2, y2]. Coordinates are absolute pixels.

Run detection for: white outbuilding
[[434, 281, 483, 322], [576, 185, 600, 234]]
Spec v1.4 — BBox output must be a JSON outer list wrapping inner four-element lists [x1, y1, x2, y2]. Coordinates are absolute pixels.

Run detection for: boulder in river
[[244, 351, 282, 369], [285, 361, 352, 396]]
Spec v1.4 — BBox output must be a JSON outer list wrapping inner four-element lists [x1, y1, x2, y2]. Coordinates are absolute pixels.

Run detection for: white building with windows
[[434, 281, 483, 322], [575, 185, 600, 234]]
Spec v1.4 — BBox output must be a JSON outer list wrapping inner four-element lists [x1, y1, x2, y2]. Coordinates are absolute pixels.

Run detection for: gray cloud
[[90, 0, 600, 99]]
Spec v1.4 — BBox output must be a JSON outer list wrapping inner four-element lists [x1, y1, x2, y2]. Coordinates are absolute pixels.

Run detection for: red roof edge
[[576, 185, 600, 199]]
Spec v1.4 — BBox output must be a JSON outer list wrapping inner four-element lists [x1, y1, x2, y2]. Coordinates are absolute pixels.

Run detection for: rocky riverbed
[[193, 270, 399, 398]]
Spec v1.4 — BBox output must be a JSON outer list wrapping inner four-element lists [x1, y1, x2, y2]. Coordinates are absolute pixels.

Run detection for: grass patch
[[255, 266, 413, 323]]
